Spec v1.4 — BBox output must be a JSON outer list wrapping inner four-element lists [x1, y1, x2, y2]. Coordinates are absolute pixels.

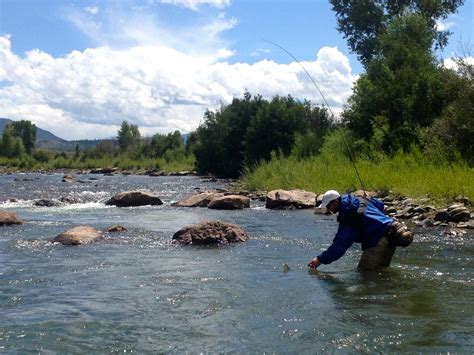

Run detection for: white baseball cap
[[319, 190, 340, 208]]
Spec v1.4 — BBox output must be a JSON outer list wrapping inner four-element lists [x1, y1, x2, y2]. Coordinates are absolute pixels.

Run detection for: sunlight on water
[[0, 173, 473, 352]]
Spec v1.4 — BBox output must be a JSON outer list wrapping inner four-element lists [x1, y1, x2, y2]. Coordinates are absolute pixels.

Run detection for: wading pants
[[357, 236, 396, 271]]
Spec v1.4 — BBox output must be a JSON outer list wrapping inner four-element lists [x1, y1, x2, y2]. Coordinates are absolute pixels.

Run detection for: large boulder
[[266, 189, 316, 209], [173, 221, 249, 245], [106, 191, 163, 207], [171, 192, 224, 207], [52, 225, 103, 245], [208, 195, 250, 210], [0, 211, 23, 226]]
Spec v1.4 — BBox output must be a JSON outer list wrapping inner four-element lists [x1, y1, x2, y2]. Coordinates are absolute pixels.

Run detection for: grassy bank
[[240, 152, 473, 203], [0, 155, 196, 173]]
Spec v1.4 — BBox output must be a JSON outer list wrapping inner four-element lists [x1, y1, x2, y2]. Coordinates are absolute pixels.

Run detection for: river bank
[[1, 172, 473, 352], [1, 168, 472, 233]]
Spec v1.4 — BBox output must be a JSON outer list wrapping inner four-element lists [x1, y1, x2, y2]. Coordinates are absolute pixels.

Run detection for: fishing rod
[[263, 39, 367, 195]]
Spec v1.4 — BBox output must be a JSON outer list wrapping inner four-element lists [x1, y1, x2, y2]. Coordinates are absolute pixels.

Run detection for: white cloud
[[64, 4, 237, 56], [160, 0, 231, 11], [0, 35, 357, 140], [443, 56, 474, 70], [436, 19, 455, 31], [84, 6, 99, 15]]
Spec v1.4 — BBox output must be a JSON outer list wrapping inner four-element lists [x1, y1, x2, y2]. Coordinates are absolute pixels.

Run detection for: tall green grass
[[0, 155, 196, 173], [241, 151, 473, 202]]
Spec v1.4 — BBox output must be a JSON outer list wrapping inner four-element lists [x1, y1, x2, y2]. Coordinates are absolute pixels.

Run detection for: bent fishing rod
[[263, 39, 367, 195]]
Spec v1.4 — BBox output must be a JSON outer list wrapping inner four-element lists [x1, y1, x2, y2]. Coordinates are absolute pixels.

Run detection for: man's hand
[[308, 257, 321, 269]]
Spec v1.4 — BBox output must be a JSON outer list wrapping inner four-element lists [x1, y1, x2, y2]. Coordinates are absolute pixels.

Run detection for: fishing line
[[262, 39, 366, 195]]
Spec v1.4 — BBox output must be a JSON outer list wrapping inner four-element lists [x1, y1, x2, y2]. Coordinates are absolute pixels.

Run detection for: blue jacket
[[318, 194, 393, 265]]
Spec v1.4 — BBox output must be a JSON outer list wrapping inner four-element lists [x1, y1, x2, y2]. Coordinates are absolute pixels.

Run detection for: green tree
[[194, 92, 265, 177], [146, 130, 184, 157], [3, 121, 37, 154], [185, 131, 198, 156], [74, 144, 80, 160], [0, 125, 25, 158], [330, 0, 464, 65], [342, 12, 460, 153], [424, 58, 474, 164], [117, 121, 141, 153], [244, 95, 308, 167]]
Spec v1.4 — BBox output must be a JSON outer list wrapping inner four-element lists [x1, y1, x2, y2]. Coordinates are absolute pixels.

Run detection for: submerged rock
[[106, 191, 163, 207], [62, 174, 76, 183], [59, 196, 83, 204], [52, 225, 103, 245], [172, 221, 249, 245], [106, 225, 128, 232], [0, 211, 23, 226], [208, 195, 250, 210], [34, 199, 61, 207], [266, 189, 316, 209]]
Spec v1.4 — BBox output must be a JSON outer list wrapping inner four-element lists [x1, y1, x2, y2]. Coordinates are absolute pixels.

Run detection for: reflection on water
[[0, 173, 473, 352]]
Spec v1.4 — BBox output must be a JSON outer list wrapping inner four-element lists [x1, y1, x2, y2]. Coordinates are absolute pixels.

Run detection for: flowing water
[[1, 173, 473, 353]]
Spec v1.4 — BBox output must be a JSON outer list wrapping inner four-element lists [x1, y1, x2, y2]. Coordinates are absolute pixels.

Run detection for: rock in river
[[172, 221, 249, 245], [106, 225, 128, 232], [0, 211, 23, 226], [266, 189, 316, 209], [435, 204, 471, 223], [52, 225, 103, 245], [171, 191, 224, 207], [208, 195, 250, 210], [106, 191, 163, 207]]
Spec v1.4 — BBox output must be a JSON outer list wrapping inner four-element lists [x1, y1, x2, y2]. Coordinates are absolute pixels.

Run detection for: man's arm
[[309, 225, 359, 267]]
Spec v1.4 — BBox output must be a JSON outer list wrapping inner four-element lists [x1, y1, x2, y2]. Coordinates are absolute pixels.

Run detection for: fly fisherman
[[308, 190, 414, 271]]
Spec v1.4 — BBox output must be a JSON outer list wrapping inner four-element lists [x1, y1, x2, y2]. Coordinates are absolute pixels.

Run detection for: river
[[0, 173, 473, 352]]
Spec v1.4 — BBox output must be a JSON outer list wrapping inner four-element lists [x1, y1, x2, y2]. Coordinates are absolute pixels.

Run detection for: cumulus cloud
[[443, 56, 474, 70], [160, 0, 231, 11], [436, 18, 455, 31], [84, 6, 99, 15], [0, 34, 357, 140]]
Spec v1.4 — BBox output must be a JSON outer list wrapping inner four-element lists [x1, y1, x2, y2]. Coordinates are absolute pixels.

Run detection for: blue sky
[[0, 0, 472, 140]]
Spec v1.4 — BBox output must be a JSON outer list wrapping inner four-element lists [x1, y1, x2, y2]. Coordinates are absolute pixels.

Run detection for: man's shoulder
[[341, 194, 361, 209]]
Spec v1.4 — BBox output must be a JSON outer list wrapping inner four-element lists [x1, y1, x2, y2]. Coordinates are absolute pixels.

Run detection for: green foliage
[[424, 58, 474, 165], [330, 0, 464, 65], [241, 150, 473, 202], [9, 120, 37, 154], [245, 96, 306, 166], [194, 92, 266, 177], [146, 130, 184, 157], [194, 93, 332, 177], [32, 149, 52, 163], [0, 125, 25, 158], [117, 121, 141, 153], [343, 12, 462, 153]]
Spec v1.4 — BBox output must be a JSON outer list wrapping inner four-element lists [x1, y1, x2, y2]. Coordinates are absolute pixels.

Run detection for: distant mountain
[[0, 118, 105, 151], [0, 118, 189, 152], [0, 117, 66, 142]]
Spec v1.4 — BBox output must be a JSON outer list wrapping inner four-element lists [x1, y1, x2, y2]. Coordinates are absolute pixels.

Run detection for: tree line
[[191, 93, 332, 177], [1, 1, 471, 175]]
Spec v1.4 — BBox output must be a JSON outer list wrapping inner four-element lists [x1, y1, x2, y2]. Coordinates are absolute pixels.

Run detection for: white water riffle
[[1, 173, 473, 353]]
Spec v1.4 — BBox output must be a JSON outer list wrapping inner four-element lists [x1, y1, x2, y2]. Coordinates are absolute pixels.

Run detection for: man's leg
[[358, 236, 396, 271]]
